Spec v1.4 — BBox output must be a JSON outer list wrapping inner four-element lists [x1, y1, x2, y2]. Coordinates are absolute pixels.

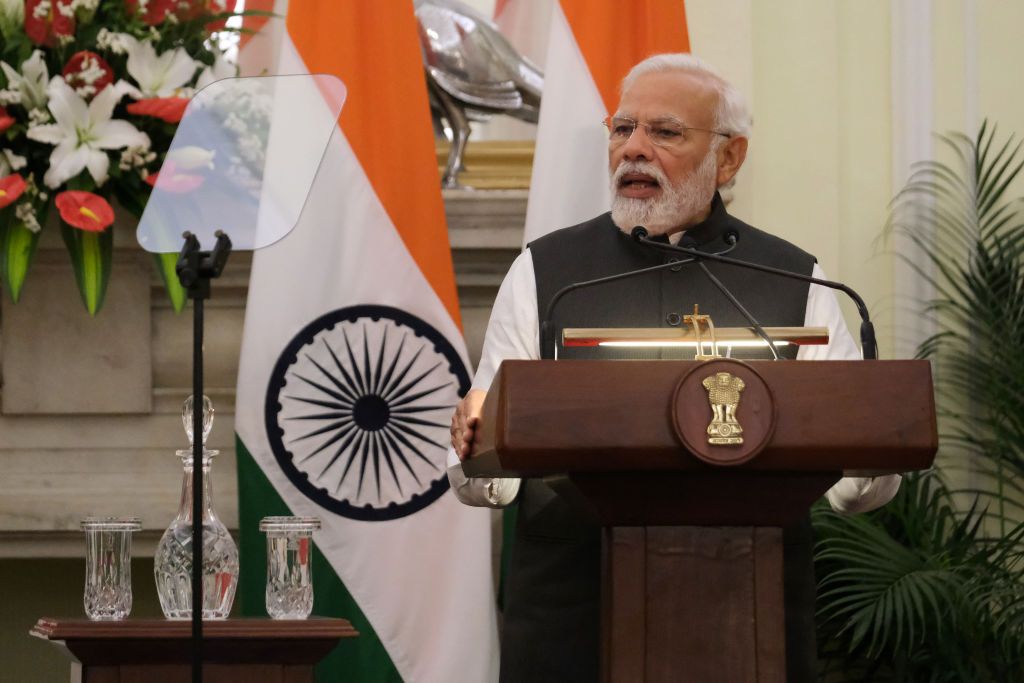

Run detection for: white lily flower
[[166, 146, 215, 171], [123, 35, 199, 98], [0, 51, 50, 111], [27, 76, 150, 189], [195, 52, 237, 92]]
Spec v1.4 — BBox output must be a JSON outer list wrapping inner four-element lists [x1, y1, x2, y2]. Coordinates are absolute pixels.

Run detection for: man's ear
[[716, 136, 748, 187]]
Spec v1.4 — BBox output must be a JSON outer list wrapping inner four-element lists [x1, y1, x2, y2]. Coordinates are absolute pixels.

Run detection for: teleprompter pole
[[176, 230, 232, 683]]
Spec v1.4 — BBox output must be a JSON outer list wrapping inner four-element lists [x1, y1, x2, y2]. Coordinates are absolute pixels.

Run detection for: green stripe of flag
[[236, 437, 403, 682]]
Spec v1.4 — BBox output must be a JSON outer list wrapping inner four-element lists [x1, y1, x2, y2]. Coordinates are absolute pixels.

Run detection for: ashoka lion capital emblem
[[702, 372, 745, 445]]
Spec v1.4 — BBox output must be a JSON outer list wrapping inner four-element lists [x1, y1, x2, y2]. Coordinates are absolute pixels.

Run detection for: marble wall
[[0, 189, 526, 559]]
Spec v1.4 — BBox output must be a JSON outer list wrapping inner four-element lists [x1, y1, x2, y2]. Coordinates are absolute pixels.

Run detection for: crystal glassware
[[81, 517, 142, 620], [154, 395, 239, 619], [259, 516, 322, 619]]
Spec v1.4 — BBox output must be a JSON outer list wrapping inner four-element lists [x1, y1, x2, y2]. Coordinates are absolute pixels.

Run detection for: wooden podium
[[464, 359, 937, 682], [31, 617, 357, 683]]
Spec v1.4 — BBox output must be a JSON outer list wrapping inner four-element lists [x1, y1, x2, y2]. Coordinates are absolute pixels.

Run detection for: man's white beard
[[609, 150, 718, 235]]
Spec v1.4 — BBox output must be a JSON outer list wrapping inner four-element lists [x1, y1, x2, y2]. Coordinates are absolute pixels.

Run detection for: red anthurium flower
[[174, 0, 227, 21], [126, 97, 190, 124], [0, 175, 27, 209], [145, 161, 204, 193], [62, 51, 115, 98], [0, 107, 14, 134], [125, 0, 178, 25], [25, 0, 75, 47], [202, 0, 230, 31], [55, 191, 115, 232]]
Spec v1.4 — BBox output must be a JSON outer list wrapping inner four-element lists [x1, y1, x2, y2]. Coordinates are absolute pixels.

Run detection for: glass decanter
[[154, 395, 239, 619]]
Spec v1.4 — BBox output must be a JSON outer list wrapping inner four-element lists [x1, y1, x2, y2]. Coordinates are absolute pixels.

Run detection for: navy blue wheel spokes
[[266, 305, 470, 521]]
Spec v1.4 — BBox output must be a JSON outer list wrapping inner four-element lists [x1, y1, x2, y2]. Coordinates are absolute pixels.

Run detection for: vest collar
[[677, 192, 729, 247], [605, 192, 731, 249]]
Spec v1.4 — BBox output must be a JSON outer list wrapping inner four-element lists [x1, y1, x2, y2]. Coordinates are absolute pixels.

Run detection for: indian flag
[[524, 0, 691, 243], [234, 2, 499, 681]]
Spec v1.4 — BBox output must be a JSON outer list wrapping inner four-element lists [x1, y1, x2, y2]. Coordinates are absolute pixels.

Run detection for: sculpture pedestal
[[31, 617, 358, 683]]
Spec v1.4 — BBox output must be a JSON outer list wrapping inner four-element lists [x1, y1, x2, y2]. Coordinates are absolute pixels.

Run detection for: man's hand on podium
[[451, 389, 486, 461]]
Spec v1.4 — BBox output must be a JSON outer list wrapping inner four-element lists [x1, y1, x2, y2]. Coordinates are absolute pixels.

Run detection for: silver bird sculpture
[[416, 0, 544, 188]]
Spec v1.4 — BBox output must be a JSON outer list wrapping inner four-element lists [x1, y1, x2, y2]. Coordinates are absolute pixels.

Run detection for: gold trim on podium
[[562, 326, 830, 348]]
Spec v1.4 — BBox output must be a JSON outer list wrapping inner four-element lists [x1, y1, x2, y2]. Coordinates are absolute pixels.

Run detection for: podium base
[[602, 526, 785, 683]]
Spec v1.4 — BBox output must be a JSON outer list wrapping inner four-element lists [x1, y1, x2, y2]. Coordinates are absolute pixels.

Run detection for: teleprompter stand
[[176, 230, 232, 683]]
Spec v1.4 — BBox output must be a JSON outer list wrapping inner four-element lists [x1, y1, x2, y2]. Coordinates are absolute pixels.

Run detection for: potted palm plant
[[812, 122, 1024, 681]]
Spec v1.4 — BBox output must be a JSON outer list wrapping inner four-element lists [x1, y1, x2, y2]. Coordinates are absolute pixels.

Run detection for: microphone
[[633, 228, 879, 360], [678, 233, 781, 360], [539, 231, 738, 359]]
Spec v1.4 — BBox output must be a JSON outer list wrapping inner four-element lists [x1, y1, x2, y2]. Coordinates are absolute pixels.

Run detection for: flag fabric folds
[[234, 2, 499, 681], [493, 0, 555, 69], [523, 0, 691, 244]]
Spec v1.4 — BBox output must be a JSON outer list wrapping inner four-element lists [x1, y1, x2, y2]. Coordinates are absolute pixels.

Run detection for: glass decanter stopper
[[154, 395, 239, 619]]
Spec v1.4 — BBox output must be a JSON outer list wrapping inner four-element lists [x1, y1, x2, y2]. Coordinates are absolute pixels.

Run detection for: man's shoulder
[[729, 215, 817, 266], [526, 212, 618, 252]]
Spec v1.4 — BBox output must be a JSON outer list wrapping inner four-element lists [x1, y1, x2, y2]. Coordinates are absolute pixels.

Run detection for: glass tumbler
[[259, 516, 321, 619], [80, 517, 142, 620]]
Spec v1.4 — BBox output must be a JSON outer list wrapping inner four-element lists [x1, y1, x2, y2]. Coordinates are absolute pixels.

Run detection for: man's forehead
[[616, 70, 718, 121]]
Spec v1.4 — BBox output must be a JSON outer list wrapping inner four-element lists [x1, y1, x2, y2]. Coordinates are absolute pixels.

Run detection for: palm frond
[[817, 121, 1024, 681]]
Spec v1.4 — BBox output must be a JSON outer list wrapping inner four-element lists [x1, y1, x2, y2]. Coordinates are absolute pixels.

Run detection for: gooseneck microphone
[[539, 233, 739, 359], [677, 232, 781, 360], [630, 226, 879, 360]]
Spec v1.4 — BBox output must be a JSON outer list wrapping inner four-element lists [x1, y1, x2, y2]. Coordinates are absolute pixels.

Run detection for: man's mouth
[[617, 173, 661, 198]]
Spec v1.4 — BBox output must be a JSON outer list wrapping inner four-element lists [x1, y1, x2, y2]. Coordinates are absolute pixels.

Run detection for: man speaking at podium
[[448, 54, 900, 682]]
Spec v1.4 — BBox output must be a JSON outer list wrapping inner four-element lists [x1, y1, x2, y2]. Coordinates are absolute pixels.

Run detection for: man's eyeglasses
[[602, 116, 731, 149]]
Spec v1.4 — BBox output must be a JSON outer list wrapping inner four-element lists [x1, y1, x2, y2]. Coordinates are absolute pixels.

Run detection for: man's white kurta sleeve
[[801, 264, 902, 514], [446, 251, 537, 507]]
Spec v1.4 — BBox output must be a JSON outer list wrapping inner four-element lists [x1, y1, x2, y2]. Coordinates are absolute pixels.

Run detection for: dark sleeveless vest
[[499, 194, 820, 682]]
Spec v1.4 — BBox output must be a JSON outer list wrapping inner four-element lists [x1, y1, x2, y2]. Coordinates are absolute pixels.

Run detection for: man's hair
[[620, 53, 752, 141]]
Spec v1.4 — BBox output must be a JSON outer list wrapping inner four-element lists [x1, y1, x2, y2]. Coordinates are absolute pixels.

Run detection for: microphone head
[[630, 226, 648, 241], [724, 229, 739, 246]]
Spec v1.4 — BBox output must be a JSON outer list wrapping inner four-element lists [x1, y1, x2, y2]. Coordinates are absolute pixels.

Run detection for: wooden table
[[31, 617, 358, 683]]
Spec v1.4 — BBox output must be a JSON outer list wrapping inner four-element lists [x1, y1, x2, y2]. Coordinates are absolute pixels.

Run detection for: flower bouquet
[[0, 0, 261, 314]]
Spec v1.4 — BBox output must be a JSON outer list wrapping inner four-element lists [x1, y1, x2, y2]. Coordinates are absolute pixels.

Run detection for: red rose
[[55, 191, 115, 232], [0, 175, 27, 209], [62, 51, 115, 98], [25, 0, 75, 47], [126, 97, 190, 124], [0, 107, 14, 134]]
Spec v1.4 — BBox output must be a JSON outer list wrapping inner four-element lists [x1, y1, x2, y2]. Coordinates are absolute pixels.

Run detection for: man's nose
[[619, 124, 655, 161]]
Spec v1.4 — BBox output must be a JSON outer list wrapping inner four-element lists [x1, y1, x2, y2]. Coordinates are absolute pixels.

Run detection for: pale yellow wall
[[688, 0, 1024, 358], [973, 0, 1024, 202], [688, 0, 895, 354]]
